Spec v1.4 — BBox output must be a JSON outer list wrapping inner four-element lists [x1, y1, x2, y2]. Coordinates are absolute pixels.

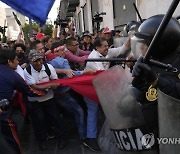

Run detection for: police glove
[[132, 57, 157, 83]]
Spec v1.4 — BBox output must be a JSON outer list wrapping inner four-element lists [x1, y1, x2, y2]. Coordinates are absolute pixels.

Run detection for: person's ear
[[96, 46, 100, 51], [8, 59, 13, 66], [8, 59, 12, 65]]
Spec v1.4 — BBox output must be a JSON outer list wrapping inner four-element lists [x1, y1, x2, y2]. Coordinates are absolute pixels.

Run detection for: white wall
[[136, 0, 180, 20], [75, 0, 93, 34], [5, 8, 26, 40], [0, 7, 6, 40], [75, 0, 180, 34], [98, 0, 114, 30], [85, 0, 93, 33], [0, 7, 6, 26], [75, 0, 115, 33]]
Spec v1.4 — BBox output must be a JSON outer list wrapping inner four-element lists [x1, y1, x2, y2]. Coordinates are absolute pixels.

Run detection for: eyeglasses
[[71, 43, 79, 46], [16, 50, 24, 52]]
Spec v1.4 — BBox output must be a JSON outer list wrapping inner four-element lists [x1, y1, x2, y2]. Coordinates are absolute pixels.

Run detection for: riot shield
[[113, 37, 128, 48], [93, 66, 157, 154], [158, 90, 180, 154]]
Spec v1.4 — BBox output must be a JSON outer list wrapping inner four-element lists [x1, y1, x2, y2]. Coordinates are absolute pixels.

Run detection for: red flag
[[40, 71, 103, 103]]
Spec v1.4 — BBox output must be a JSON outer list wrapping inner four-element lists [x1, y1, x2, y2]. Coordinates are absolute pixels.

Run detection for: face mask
[[17, 52, 25, 59]]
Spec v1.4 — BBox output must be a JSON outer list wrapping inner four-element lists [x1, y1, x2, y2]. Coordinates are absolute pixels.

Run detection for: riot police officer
[[132, 14, 180, 151]]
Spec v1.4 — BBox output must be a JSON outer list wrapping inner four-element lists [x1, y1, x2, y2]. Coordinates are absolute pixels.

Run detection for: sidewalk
[[12, 108, 105, 154]]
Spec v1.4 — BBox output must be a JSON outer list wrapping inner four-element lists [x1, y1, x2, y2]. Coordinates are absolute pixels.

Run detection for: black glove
[[132, 57, 157, 83]]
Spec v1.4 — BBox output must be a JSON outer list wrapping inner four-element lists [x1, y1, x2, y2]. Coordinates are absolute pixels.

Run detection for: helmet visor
[[130, 36, 143, 59]]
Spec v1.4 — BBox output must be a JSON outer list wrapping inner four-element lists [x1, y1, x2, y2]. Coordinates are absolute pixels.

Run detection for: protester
[[59, 30, 68, 43], [46, 41, 87, 140], [81, 32, 93, 51], [30, 40, 45, 57], [64, 37, 91, 70], [86, 37, 131, 70], [43, 36, 53, 52], [83, 36, 131, 152], [101, 27, 114, 47], [23, 50, 67, 150], [0, 49, 46, 154], [36, 32, 45, 42], [13, 43, 28, 69]]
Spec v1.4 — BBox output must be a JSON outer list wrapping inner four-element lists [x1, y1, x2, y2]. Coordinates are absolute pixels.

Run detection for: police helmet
[[126, 21, 141, 33], [135, 15, 180, 59]]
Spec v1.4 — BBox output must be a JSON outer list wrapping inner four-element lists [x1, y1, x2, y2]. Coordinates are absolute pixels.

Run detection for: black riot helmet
[[135, 15, 180, 59], [125, 21, 141, 33]]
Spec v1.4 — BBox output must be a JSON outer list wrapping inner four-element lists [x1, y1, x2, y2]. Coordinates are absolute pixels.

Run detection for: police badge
[[146, 85, 158, 101]]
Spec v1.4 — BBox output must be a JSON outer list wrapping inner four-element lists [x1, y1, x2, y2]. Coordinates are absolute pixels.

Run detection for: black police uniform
[[131, 15, 180, 152]]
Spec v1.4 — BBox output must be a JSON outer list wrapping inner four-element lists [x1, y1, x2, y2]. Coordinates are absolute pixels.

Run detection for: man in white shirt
[[83, 37, 130, 152], [86, 37, 131, 70], [23, 50, 67, 150], [16, 65, 25, 79]]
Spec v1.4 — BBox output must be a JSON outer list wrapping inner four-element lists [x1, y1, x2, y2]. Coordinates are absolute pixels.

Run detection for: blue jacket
[[48, 56, 83, 77], [0, 64, 45, 119]]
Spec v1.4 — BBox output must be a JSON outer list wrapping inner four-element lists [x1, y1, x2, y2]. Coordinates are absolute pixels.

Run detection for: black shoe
[[38, 140, 47, 151], [47, 127, 56, 140], [83, 138, 101, 152], [47, 131, 56, 140], [58, 139, 67, 149]]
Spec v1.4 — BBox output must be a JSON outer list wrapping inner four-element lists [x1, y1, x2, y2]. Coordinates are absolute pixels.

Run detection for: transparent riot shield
[[93, 66, 157, 154], [158, 90, 180, 154], [113, 37, 128, 48]]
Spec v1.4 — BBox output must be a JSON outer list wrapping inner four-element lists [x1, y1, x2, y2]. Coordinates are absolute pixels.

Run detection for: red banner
[[13, 71, 103, 117], [40, 71, 103, 103]]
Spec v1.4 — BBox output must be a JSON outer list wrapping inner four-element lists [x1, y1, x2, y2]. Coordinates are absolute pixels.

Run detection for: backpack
[[26, 63, 51, 77]]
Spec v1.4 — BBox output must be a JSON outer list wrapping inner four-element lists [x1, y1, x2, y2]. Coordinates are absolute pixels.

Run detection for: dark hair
[[30, 40, 41, 50], [116, 30, 121, 33], [65, 37, 77, 46], [83, 30, 90, 35], [0, 49, 17, 64], [13, 43, 26, 52], [51, 41, 64, 51], [59, 30, 67, 36], [43, 36, 51, 44], [93, 37, 107, 50]]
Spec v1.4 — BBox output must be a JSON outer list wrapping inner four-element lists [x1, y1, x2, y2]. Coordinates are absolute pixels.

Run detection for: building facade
[[60, 0, 180, 35], [0, 6, 26, 41]]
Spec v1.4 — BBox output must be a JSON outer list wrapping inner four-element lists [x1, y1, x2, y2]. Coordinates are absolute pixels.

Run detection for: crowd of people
[[0, 14, 180, 154]]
